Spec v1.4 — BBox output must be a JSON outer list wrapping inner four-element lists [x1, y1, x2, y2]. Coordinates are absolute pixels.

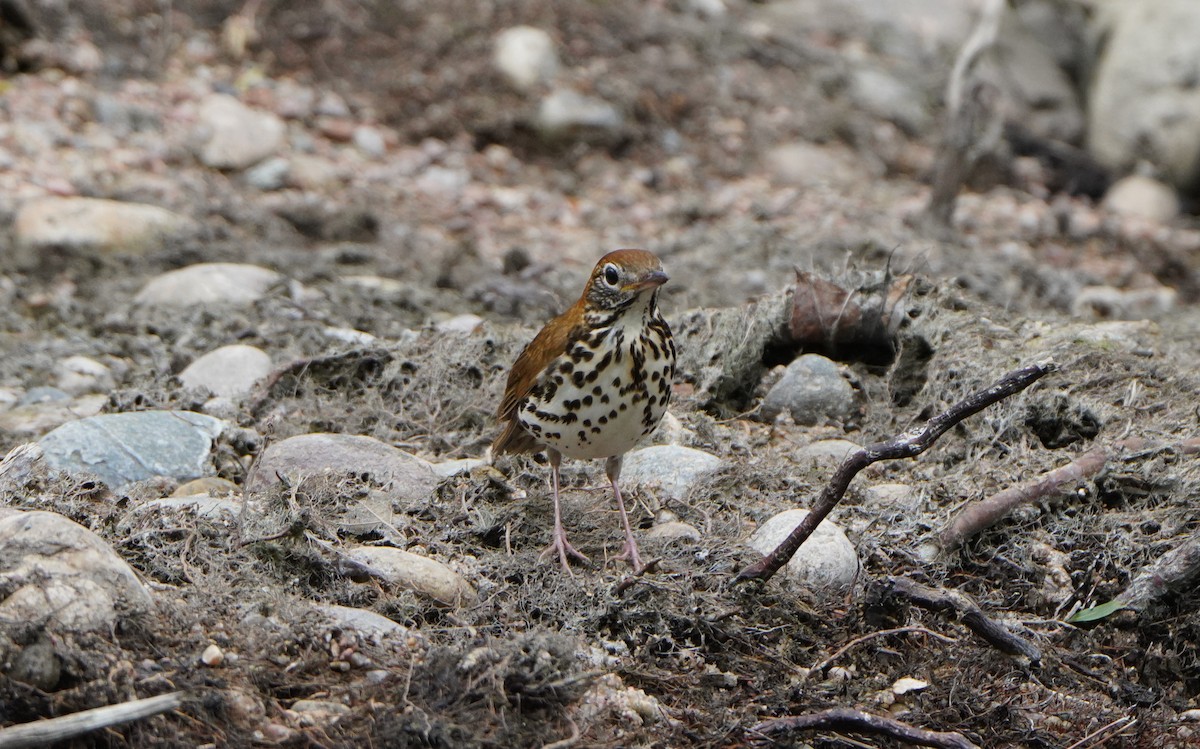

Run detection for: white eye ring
[[602, 264, 620, 286]]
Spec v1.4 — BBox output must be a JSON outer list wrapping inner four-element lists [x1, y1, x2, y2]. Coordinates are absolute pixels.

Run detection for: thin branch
[[0, 692, 188, 749], [939, 437, 1200, 552], [751, 707, 980, 749], [888, 577, 1041, 663], [1064, 716, 1136, 749], [736, 360, 1057, 584], [809, 626, 957, 675]]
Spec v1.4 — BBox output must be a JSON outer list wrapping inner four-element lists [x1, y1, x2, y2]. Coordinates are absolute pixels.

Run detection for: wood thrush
[[493, 249, 676, 573]]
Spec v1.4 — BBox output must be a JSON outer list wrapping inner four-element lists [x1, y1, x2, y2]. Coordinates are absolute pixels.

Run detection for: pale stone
[[494, 26, 559, 90], [14, 197, 197, 259], [135, 263, 283, 307], [179, 344, 273, 398], [748, 508, 859, 590], [195, 93, 286, 170], [347, 546, 475, 606]]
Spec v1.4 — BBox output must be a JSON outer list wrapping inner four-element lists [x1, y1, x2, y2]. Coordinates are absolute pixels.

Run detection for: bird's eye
[[602, 265, 620, 286]]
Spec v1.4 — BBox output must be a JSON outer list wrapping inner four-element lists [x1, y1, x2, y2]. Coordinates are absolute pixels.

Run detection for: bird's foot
[[539, 534, 591, 572], [616, 543, 659, 576]]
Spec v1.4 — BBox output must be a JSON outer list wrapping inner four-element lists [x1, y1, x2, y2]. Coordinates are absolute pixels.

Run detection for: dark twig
[[735, 360, 1057, 584], [751, 707, 980, 749], [888, 577, 1041, 663], [809, 625, 957, 675]]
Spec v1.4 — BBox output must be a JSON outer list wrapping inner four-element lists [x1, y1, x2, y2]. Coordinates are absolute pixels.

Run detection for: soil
[[2, 1, 1200, 747]]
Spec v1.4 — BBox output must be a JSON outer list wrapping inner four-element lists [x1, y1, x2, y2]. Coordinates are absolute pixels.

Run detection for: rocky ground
[[2, 0, 1200, 747]]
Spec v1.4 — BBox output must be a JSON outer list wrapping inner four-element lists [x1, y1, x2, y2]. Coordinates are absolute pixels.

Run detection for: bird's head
[[583, 249, 668, 312]]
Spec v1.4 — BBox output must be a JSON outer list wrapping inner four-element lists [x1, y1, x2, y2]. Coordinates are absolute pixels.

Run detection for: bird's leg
[[538, 450, 591, 571], [606, 455, 650, 573]]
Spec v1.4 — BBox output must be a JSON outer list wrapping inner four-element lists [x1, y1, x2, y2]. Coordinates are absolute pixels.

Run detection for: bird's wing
[[496, 308, 584, 422]]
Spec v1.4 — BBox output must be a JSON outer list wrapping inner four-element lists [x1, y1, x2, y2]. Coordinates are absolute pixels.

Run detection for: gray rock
[[761, 354, 856, 425], [347, 546, 475, 606], [55, 355, 115, 396], [645, 520, 701, 543], [0, 510, 154, 632], [1070, 285, 1177, 321], [0, 394, 107, 438], [352, 126, 387, 158], [621, 445, 724, 502], [179, 344, 273, 399], [18, 387, 71, 406], [1088, 0, 1200, 189], [13, 197, 197, 262], [494, 26, 559, 90], [1101, 175, 1179, 223], [537, 89, 623, 135], [797, 439, 861, 466], [315, 603, 408, 638], [134, 263, 283, 307], [848, 68, 930, 134], [245, 156, 291, 190], [195, 93, 286, 170], [39, 410, 226, 488], [748, 508, 859, 590], [248, 433, 439, 501]]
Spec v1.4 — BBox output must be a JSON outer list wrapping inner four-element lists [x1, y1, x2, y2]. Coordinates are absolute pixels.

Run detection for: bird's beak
[[626, 270, 668, 291]]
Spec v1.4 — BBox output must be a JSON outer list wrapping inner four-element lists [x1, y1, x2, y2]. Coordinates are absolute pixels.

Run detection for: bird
[[493, 249, 676, 573]]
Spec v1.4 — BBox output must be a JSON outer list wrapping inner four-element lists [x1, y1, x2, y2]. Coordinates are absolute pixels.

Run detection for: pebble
[[289, 700, 350, 727], [173, 476, 240, 497], [761, 354, 856, 425], [200, 643, 225, 666], [316, 603, 409, 638], [39, 410, 226, 489], [244, 156, 290, 190], [620, 445, 724, 501], [435, 313, 485, 335], [537, 88, 623, 135], [346, 546, 476, 606], [195, 93, 286, 170], [1070, 285, 1177, 321], [178, 344, 273, 399], [796, 439, 862, 466], [0, 394, 107, 437], [352, 126, 386, 157], [1101, 175, 1179, 223], [748, 508, 860, 590], [429, 458, 487, 478], [9, 639, 61, 690], [848, 67, 929, 133], [645, 520, 702, 543], [134, 263, 283, 307], [54, 355, 115, 396], [494, 26, 559, 90], [13, 197, 198, 261], [0, 510, 154, 632], [247, 433, 440, 501]]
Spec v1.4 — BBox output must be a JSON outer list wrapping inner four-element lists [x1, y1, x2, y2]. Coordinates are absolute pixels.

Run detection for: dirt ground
[[2, 1, 1200, 747]]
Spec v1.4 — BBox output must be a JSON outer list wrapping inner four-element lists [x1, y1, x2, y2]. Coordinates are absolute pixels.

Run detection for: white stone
[[435, 314, 485, 335], [537, 89, 623, 134], [0, 511, 154, 632], [748, 508, 859, 590], [135, 263, 283, 307], [316, 604, 408, 638], [1101, 175, 1179, 223], [54, 356, 114, 396], [429, 458, 487, 478], [195, 93, 286, 170], [797, 439, 861, 466], [494, 26, 559, 90], [248, 433, 439, 502], [179, 344, 273, 399], [14, 197, 197, 259], [347, 546, 475, 606], [621, 445, 724, 501]]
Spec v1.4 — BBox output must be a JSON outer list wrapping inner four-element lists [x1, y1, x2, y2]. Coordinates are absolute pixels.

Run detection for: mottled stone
[[748, 508, 859, 590]]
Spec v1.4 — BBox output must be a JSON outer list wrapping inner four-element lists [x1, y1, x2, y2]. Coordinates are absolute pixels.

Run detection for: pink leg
[[606, 455, 646, 572], [538, 450, 590, 571]]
